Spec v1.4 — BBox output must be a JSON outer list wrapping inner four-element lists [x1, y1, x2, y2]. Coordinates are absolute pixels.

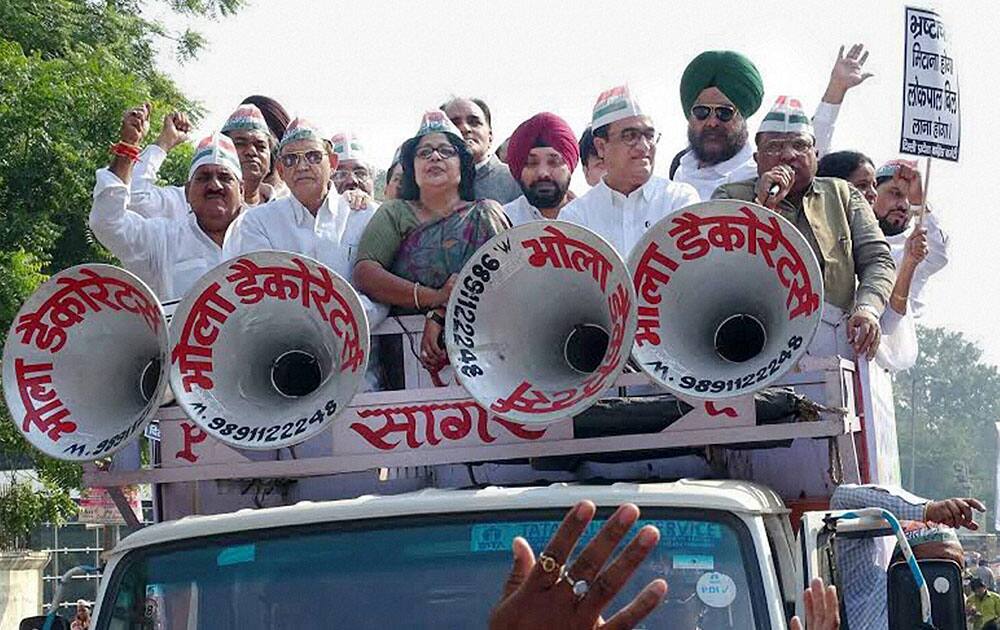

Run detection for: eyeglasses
[[415, 144, 459, 160], [617, 128, 661, 147], [332, 167, 372, 181], [759, 137, 815, 156], [279, 150, 325, 168], [691, 104, 738, 122]]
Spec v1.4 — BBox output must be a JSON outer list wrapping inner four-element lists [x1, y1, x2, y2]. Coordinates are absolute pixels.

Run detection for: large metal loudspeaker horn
[[629, 200, 823, 399], [169, 251, 369, 449], [445, 221, 637, 424], [2, 265, 169, 461]]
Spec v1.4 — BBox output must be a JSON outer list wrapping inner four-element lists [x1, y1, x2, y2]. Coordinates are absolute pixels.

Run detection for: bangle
[[412, 282, 422, 310], [110, 142, 141, 162]]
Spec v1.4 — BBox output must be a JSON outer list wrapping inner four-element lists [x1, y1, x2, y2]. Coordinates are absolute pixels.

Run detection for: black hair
[[385, 161, 400, 186], [398, 133, 476, 202], [241, 95, 290, 140], [579, 127, 600, 164], [440, 97, 493, 129], [816, 150, 874, 180]]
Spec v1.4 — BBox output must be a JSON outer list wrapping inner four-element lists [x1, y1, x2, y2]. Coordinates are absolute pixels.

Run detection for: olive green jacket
[[713, 177, 895, 314]]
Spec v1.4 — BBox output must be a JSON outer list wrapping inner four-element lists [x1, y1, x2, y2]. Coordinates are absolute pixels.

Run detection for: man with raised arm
[[560, 85, 699, 258], [713, 96, 895, 360], [89, 104, 244, 301], [130, 103, 280, 220], [502, 112, 579, 225], [672, 45, 873, 200]]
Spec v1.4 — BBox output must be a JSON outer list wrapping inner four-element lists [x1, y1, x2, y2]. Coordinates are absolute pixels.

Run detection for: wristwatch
[[425, 310, 445, 327]]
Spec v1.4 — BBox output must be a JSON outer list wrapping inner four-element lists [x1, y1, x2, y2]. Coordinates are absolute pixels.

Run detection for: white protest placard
[[900, 6, 960, 161]]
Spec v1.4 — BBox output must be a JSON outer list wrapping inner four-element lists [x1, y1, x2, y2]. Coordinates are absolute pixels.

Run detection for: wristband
[[412, 282, 422, 310], [426, 311, 445, 327], [110, 142, 141, 162]]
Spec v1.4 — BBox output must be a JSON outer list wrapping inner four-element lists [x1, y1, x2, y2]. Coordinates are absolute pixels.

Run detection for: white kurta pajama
[[89, 168, 233, 302], [875, 210, 949, 372], [559, 175, 700, 259]]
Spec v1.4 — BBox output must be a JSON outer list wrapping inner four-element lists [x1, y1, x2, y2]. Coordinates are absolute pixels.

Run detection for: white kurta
[[224, 192, 378, 284], [875, 210, 949, 372], [502, 195, 547, 226], [89, 168, 230, 302], [673, 101, 842, 200], [559, 175, 700, 259], [673, 143, 757, 201], [130, 145, 189, 221]]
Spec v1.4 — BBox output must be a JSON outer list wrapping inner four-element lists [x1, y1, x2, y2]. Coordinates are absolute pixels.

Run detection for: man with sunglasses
[[561, 85, 699, 258], [90, 104, 245, 301], [128, 103, 282, 221], [673, 46, 874, 201], [713, 96, 895, 362], [330, 131, 380, 212], [225, 118, 377, 288]]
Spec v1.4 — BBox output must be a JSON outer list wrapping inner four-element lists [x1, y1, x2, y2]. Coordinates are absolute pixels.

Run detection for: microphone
[[767, 182, 781, 197]]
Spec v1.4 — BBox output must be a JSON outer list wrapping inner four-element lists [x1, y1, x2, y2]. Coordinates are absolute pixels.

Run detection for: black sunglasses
[[691, 104, 737, 122]]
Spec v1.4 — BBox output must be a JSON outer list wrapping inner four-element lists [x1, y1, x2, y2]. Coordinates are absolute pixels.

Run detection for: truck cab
[[94, 481, 800, 629]]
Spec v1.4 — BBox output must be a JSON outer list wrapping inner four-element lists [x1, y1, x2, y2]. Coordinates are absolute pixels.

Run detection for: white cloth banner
[[900, 6, 960, 161]]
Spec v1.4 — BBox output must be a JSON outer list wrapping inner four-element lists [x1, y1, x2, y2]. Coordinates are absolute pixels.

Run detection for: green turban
[[680, 51, 764, 118]]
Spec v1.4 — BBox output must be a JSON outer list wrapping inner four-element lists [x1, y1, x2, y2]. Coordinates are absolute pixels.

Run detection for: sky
[[153, 0, 1000, 366]]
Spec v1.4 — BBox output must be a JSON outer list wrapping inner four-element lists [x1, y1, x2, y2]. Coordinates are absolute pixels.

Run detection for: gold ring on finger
[[538, 553, 561, 574]]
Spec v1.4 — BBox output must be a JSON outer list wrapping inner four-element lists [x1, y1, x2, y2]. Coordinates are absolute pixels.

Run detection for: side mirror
[[19, 615, 70, 630], [888, 559, 965, 630]]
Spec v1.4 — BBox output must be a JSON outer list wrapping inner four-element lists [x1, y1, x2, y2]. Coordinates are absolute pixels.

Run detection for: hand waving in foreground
[[489, 501, 667, 630]]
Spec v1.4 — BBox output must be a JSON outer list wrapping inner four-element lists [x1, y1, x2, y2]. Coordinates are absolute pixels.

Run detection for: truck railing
[[83, 316, 863, 501]]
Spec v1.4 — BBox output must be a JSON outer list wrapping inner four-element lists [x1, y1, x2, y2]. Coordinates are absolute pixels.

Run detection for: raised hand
[[824, 44, 874, 104], [489, 501, 667, 630], [119, 103, 151, 146], [155, 111, 192, 152]]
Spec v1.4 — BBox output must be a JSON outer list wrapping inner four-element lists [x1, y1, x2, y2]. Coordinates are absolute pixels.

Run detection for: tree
[[0, 0, 240, 538], [896, 326, 1000, 530]]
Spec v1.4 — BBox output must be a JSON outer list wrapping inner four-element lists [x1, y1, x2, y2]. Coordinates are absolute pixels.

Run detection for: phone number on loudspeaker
[[651, 335, 804, 394], [451, 252, 502, 379], [205, 399, 339, 444]]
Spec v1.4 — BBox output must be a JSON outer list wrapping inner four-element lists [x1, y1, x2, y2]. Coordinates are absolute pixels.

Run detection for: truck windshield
[[98, 507, 766, 629]]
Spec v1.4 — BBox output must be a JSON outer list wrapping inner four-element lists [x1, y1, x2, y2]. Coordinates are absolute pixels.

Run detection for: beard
[[523, 178, 569, 209], [688, 121, 748, 165], [878, 213, 910, 237]]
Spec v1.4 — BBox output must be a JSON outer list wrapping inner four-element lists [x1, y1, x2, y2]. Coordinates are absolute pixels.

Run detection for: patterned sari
[[389, 200, 507, 314]]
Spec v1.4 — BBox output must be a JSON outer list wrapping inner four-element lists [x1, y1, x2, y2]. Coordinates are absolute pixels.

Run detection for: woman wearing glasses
[[354, 111, 509, 378]]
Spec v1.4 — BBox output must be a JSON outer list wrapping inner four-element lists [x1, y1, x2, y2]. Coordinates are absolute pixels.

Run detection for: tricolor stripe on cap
[[757, 95, 813, 136], [331, 131, 368, 164], [413, 110, 463, 140], [188, 133, 242, 181], [221, 104, 270, 136], [591, 84, 645, 130], [278, 117, 326, 152]]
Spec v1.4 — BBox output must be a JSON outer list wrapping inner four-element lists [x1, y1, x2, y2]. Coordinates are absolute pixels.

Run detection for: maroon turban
[[506, 112, 579, 182]]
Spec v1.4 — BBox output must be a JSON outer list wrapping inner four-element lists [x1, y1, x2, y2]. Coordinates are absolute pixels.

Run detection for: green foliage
[[896, 326, 1000, 530], [0, 0, 238, 539], [0, 475, 77, 549]]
